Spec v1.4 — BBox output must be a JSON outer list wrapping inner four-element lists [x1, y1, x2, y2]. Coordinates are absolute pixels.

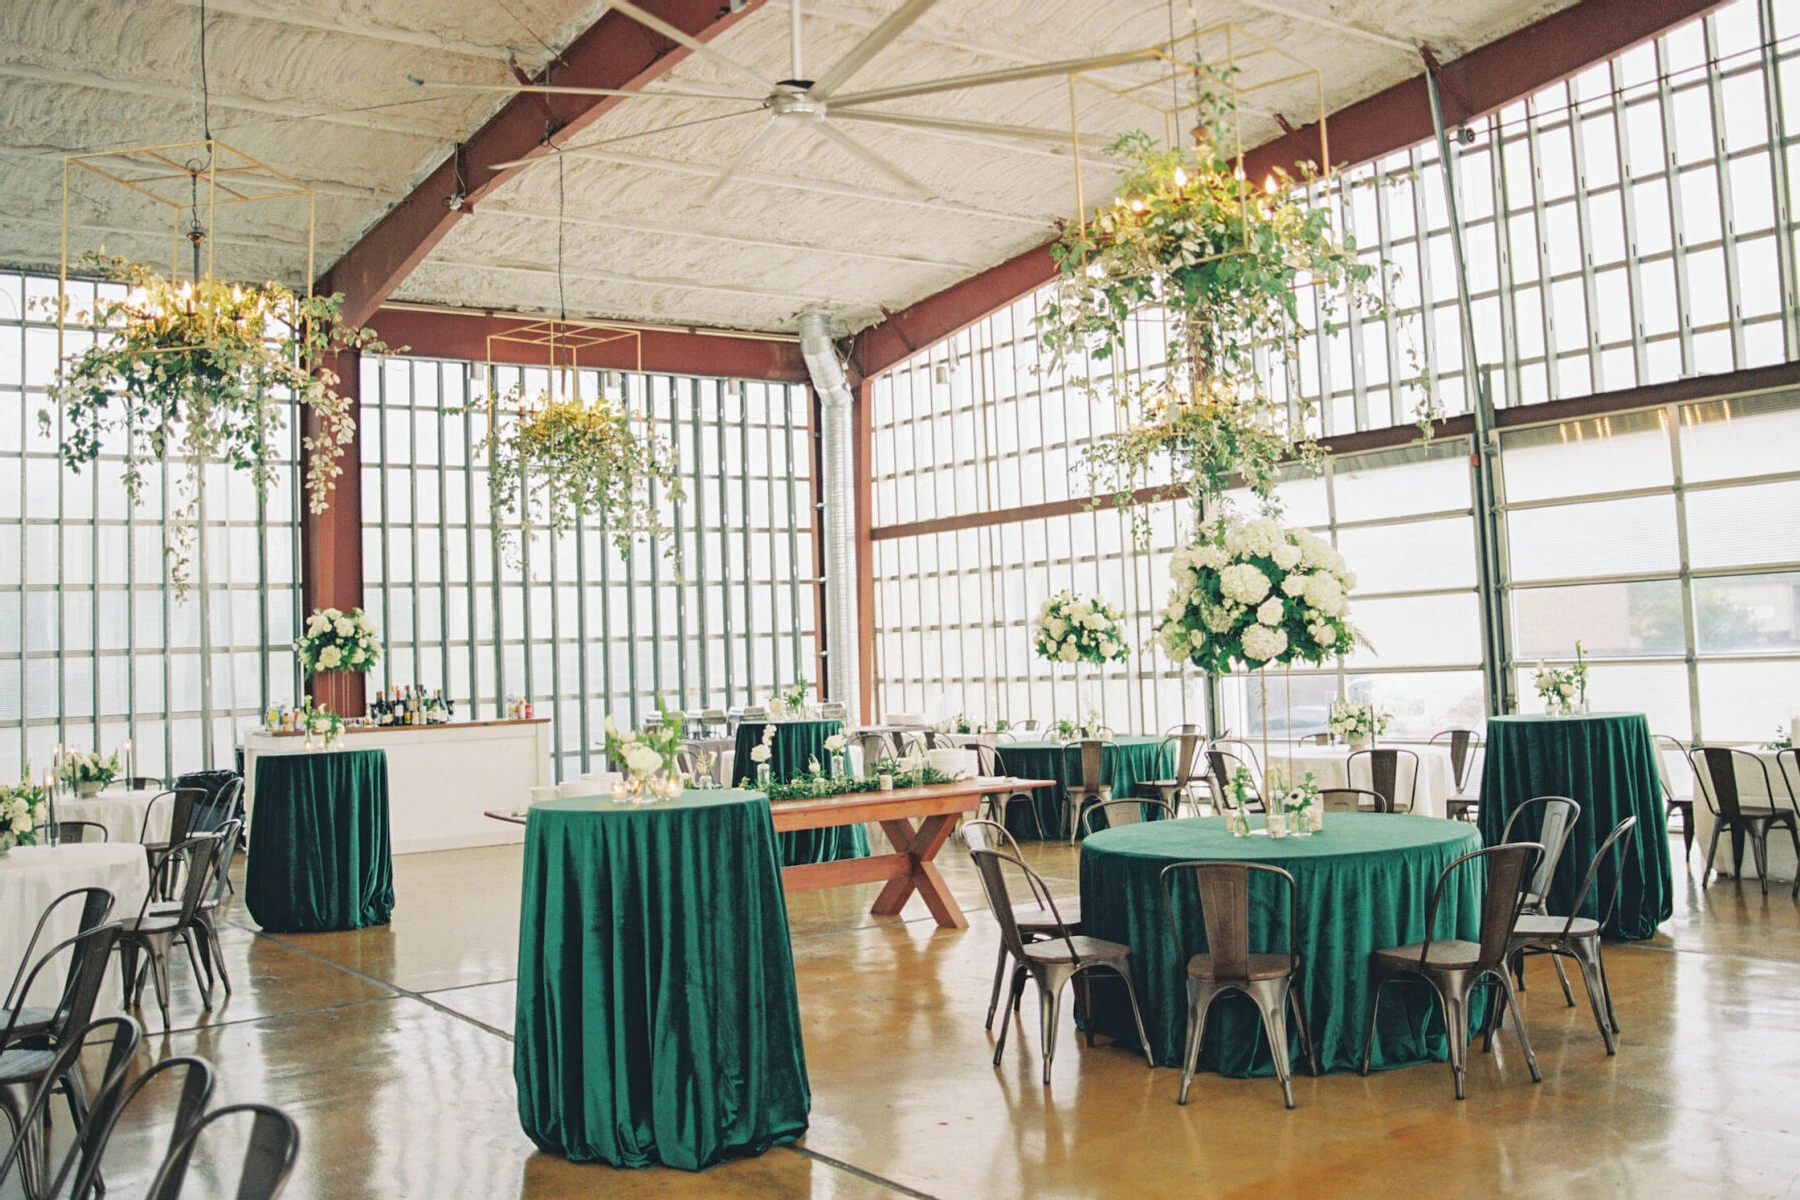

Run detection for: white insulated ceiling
[[1, 0, 1572, 335]]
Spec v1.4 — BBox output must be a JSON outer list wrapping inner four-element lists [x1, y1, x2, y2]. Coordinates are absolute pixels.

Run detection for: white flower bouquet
[[294, 606, 383, 677], [1533, 662, 1578, 716], [1033, 591, 1129, 666], [1328, 699, 1389, 745], [1157, 515, 1359, 673], [56, 748, 119, 792], [602, 704, 687, 783], [0, 774, 49, 851]]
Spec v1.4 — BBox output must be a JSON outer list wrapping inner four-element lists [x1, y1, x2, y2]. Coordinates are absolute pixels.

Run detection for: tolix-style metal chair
[[1430, 728, 1484, 822], [1319, 787, 1388, 814], [1061, 739, 1111, 842], [1652, 733, 1693, 862], [1205, 748, 1262, 813], [960, 820, 1079, 1032], [144, 1102, 300, 1200], [1138, 731, 1207, 818], [0, 1014, 141, 1199], [1081, 797, 1174, 836], [1689, 745, 1800, 898], [1496, 796, 1582, 999], [1348, 747, 1420, 814], [1159, 860, 1319, 1108], [976, 744, 1046, 840], [1360, 842, 1545, 1100]]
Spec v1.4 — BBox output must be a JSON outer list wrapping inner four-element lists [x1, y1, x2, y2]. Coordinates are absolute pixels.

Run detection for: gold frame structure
[[58, 137, 318, 355], [483, 317, 645, 413], [1065, 22, 1332, 259]]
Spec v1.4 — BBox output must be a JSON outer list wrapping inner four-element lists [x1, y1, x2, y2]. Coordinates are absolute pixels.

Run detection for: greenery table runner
[[1479, 712, 1672, 939], [1080, 814, 1485, 1075], [996, 737, 1175, 839], [514, 790, 810, 1170], [245, 748, 394, 933], [731, 719, 867, 865]]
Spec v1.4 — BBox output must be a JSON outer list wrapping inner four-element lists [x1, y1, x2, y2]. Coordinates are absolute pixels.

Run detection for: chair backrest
[[1650, 734, 1687, 803], [1164, 723, 1199, 737], [64, 1055, 216, 1200], [965, 845, 1075, 962], [1159, 860, 1300, 983], [1212, 738, 1263, 776], [1014, 718, 1040, 733], [1349, 747, 1420, 813], [1780, 747, 1800, 812], [856, 732, 889, 773], [207, 820, 245, 908], [140, 833, 226, 927], [1552, 815, 1641, 939], [1205, 748, 1249, 803], [1081, 797, 1172, 836], [1068, 739, 1106, 791], [1499, 795, 1582, 906], [1165, 732, 1203, 787], [1320, 787, 1388, 813], [1295, 732, 1331, 746], [40, 820, 110, 844], [125, 775, 164, 791], [1429, 729, 1482, 792], [1690, 745, 1769, 819], [3, 886, 116, 1017], [0, 1015, 142, 1197], [973, 742, 1004, 777], [145, 1102, 301, 1200], [920, 730, 943, 750], [1420, 842, 1542, 973], [142, 788, 206, 844], [0, 921, 124, 1053]]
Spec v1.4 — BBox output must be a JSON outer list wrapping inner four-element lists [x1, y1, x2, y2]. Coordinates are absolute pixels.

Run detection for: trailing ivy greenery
[[41, 255, 389, 592], [763, 764, 957, 801], [482, 386, 684, 563], [1038, 77, 1428, 531]]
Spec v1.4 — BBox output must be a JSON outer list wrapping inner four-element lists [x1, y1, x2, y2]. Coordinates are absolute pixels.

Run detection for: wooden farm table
[[769, 776, 1053, 929]]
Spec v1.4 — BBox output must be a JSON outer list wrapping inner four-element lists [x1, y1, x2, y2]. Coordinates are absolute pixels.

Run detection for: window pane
[[1512, 581, 1687, 658], [1507, 495, 1679, 581], [1692, 573, 1800, 654], [1685, 481, 1800, 569]]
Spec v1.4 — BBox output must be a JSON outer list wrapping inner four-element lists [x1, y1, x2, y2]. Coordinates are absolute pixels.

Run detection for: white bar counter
[[241, 719, 552, 854]]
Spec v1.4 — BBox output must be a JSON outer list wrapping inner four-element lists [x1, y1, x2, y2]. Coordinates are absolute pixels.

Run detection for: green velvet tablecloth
[[1079, 814, 1485, 1075], [996, 737, 1175, 839], [731, 719, 868, 866], [1478, 712, 1672, 940], [514, 790, 810, 1170], [244, 748, 394, 933]]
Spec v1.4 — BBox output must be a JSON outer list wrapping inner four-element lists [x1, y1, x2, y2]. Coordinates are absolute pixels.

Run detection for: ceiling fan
[[411, 0, 1153, 200]]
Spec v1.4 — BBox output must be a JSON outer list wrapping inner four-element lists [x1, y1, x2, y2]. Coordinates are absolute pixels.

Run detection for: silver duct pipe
[[798, 311, 860, 727]]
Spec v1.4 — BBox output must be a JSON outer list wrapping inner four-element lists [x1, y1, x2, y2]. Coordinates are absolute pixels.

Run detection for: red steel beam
[[300, 349, 368, 715], [366, 306, 809, 381], [846, 0, 1722, 380], [316, 0, 769, 328]]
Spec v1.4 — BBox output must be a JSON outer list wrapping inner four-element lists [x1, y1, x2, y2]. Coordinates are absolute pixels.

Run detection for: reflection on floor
[[44, 831, 1800, 1199]]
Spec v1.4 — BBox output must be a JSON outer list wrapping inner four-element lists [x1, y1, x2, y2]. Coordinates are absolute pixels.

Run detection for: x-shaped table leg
[[870, 813, 966, 928]]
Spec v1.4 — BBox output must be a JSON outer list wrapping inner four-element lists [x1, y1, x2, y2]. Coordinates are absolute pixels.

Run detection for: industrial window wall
[[359, 356, 819, 782], [0, 270, 304, 783], [868, 0, 1800, 746]]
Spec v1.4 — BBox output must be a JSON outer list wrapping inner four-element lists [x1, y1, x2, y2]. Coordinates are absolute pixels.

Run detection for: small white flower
[[1218, 563, 1271, 606], [1271, 541, 1303, 570], [750, 744, 772, 764], [334, 617, 354, 637], [823, 733, 847, 752], [1281, 573, 1309, 598], [623, 744, 663, 775], [317, 645, 342, 669], [1059, 642, 1079, 663]]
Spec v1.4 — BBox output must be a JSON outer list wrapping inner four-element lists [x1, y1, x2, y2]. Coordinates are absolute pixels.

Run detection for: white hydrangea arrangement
[[1033, 591, 1129, 666], [1328, 698, 1389, 744], [602, 704, 687, 779], [1, 774, 49, 851], [294, 606, 384, 676], [1157, 515, 1359, 673]]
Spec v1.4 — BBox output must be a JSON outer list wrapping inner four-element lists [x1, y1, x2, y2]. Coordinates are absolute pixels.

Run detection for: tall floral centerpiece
[[294, 606, 383, 716], [56, 749, 120, 798], [1033, 591, 1129, 733], [0, 774, 50, 855], [1328, 699, 1389, 750], [42, 255, 391, 592], [601, 705, 687, 800]]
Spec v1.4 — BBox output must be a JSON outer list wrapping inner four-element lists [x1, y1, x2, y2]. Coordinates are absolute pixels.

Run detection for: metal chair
[[0, 922, 125, 1193], [1294, 732, 1332, 746], [960, 820, 1080, 1032], [148, 819, 244, 1000], [1430, 729, 1483, 822], [1651, 734, 1692, 862], [1347, 747, 1421, 814], [966, 843, 1154, 1085], [1, 887, 116, 1041], [37, 820, 109, 844], [54, 1054, 215, 1200], [1164, 722, 1200, 737], [1502, 815, 1639, 1055], [1212, 738, 1264, 779], [141, 788, 207, 895], [144, 1102, 300, 1200], [119, 833, 227, 1030], [1319, 787, 1388, 813], [0, 1014, 141, 1199], [1080, 797, 1174, 836], [1689, 745, 1800, 898], [1159, 860, 1319, 1108], [1205, 748, 1262, 813], [1061, 739, 1111, 842], [1138, 731, 1207, 818], [975, 745, 1045, 840], [1496, 796, 1583, 1000], [1014, 719, 1040, 733], [1360, 842, 1545, 1100], [855, 732, 891, 776]]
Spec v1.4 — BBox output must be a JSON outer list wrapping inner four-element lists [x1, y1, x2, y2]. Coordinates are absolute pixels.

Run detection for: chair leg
[[1787, 820, 1800, 900], [1249, 979, 1296, 1109], [1752, 827, 1770, 897], [1039, 977, 1065, 1086], [1551, 954, 1576, 1008], [1288, 985, 1320, 1077], [1595, 941, 1620, 1034], [1496, 970, 1542, 1084], [1111, 963, 1156, 1070], [1567, 939, 1616, 1055], [1178, 982, 1205, 1104], [117, 941, 140, 1009], [204, 916, 233, 997], [985, 942, 1011, 1032], [1702, 821, 1724, 887], [1436, 982, 1469, 1100], [1359, 975, 1386, 1076], [992, 966, 1029, 1067], [1680, 804, 1694, 862], [1075, 971, 1095, 1048]]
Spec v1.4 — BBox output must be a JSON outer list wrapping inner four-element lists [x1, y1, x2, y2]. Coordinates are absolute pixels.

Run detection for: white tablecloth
[[0, 843, 151, 1015], [1694, 749, 1800, 882], [55, 788, 169, 845], [1263, 745, 1455, 818]]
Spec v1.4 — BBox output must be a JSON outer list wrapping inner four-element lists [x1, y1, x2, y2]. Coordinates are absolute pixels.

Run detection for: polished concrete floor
[[27, 830, 1800, 1199]]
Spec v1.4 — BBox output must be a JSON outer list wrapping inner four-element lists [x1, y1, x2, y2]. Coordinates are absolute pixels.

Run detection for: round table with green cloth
[[1078, 813, 1487, 1076], [514, 790, 810, 1170], [995, 737, 1175, 839], [731, 718, 868, 866], [244, 748, 394, 933], [1478, 712, 1672, 940]]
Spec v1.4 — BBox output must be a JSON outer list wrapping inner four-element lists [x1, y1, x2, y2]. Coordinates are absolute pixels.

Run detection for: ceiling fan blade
[[605, 0, 777, 93], [488, 108, 764, 170], [833, 108, 1113, 150], [701, 114, 780, 202], [828, 48, 1162, 109], [808, 0, 938, 99], [811, 120, 932, 197], [408, 76, 760, 103]]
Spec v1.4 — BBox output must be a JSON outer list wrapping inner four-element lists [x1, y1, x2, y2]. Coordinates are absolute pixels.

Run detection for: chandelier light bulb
[[1129, 197, 1146, 213], [1172, 168, 1188, 189], [1264, 175, 1278, 195]]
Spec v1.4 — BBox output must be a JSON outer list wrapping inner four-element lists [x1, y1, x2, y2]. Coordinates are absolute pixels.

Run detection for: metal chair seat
[[1185, 951, 1292, 982], [1021, 934, 1131, 966], [0, 1048, 57, 1085], [1512, 913, 1602, 940], [1374, 939, 1484, 970], [1014, 900, 1080, 935], [0, 1005, 54, 1039]]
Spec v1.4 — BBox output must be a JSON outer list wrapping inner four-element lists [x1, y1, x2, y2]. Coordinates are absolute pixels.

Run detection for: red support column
[[299, 348, 368, 716], [854, 375, 876, 721]]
